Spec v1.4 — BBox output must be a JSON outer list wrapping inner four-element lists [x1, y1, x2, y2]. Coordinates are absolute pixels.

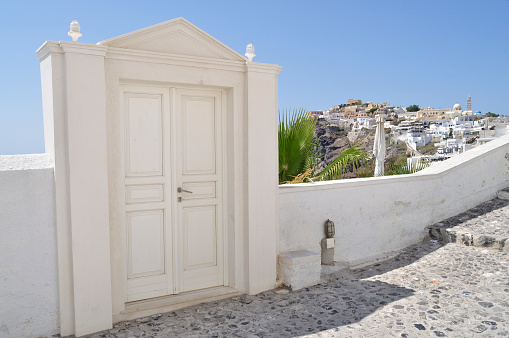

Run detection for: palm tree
[[279, 109, 368, 184]]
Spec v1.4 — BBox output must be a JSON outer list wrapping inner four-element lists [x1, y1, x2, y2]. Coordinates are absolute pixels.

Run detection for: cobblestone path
[[86, 197, 509, 338]]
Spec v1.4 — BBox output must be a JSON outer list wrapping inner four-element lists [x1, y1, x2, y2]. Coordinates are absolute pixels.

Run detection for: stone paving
[[86, 197, 509, 338]]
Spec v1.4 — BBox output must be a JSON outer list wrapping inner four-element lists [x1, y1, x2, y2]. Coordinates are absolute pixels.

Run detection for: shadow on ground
[[92, 281, 415, 337], [88, 241, 446, 337], [349, 239, 444, 280]]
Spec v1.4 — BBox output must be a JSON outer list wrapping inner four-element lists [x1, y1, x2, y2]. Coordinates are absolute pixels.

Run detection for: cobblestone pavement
[[86, 199, 509, 338]]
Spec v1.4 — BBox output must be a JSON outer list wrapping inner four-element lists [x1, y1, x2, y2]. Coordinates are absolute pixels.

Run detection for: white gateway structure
[[37, 18, 281, 336]]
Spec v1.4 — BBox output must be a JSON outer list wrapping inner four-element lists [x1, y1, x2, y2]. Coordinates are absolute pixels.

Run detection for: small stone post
[[321, 219, 335, 265]]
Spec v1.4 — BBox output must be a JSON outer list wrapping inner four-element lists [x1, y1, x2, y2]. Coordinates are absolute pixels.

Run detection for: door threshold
[[114, 286, 243, 323]]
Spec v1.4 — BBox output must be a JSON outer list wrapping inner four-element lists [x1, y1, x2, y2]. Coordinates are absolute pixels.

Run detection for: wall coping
[[0, 154, 53, 171], [279, 133, 509, 194]]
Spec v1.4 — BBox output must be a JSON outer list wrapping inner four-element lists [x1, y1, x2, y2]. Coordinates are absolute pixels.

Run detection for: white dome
[[453, 103, 462, 110]]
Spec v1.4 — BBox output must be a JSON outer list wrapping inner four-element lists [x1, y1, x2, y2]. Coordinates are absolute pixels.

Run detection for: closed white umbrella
[[373, 114, 386, 177]]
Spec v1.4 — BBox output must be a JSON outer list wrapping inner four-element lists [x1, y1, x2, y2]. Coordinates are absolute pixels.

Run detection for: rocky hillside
[[315, 119, 408, 177], [315, 119, 350, 165]]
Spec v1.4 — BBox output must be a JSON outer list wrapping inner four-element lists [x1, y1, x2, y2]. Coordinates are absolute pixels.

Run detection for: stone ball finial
[[70, 20, 80, 33], [68, 20, 83, 42], [245, 43, 256, 62]]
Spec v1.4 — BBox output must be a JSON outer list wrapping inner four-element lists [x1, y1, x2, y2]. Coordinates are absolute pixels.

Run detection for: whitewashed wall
[[0, 154, 58, 338], [279, 134, 509, 266]]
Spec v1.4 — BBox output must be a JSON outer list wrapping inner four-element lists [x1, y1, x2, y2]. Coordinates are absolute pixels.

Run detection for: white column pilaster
[[245, 63, 281, 294], [38, 41, 113, 337]]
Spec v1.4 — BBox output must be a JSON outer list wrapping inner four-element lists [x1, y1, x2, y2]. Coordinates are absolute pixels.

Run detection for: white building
[[406, 131, 432, 149]]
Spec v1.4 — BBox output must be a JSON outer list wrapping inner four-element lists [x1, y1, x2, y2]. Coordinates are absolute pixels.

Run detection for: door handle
[[177, 187, 193, 194]]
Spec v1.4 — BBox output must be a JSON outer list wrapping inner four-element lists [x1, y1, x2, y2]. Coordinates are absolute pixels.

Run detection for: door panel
[[127, 210, 165, 278], [177, 89, 224, 293], [183, 205, 217, 269], [125, 95, 163, 177], [123, 88, 174, 303], [181, 182, 215, 200], [126, 184, 164, 204], [181, 97, 216, 174], [125, 205, 169, 302]]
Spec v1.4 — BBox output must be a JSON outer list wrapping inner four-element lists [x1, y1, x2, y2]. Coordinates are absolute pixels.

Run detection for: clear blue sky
[[1, 0, 508, 154]]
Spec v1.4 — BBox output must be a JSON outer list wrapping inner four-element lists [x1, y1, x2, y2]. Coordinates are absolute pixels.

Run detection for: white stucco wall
[[279, 134, 509, 266], [0, 154, 58, 338]]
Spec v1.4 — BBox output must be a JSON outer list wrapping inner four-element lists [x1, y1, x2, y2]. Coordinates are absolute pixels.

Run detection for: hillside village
[[311, 97, 509, 176]]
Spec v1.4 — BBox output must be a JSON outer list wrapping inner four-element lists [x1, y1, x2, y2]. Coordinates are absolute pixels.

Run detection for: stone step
[[428, 226, 509, 252], [497, 187, 509, 200], [427, 194, 509, 252], [277, 250, 321, 291]]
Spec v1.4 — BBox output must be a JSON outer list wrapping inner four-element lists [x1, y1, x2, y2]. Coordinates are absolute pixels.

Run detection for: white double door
[[122, 85, 225, 302]]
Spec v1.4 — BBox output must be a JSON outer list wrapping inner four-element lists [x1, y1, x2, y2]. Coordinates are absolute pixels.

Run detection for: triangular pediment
[[98, 18, 246, 61]]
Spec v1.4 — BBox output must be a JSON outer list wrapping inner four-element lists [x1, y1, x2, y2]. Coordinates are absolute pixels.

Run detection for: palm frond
[[279, 109, 319, 183], [312, 146, 367, 181]]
